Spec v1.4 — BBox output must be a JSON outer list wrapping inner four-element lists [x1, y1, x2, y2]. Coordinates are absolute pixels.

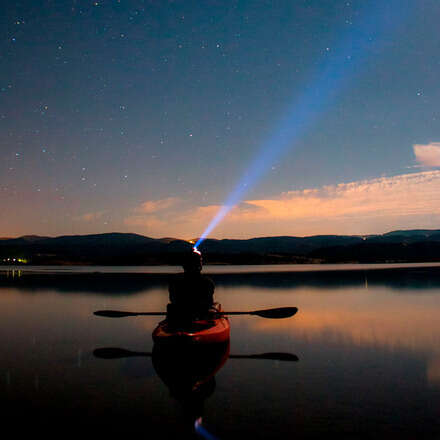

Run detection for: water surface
[[2, 261, 440, 273], [1, 265, 440, 439]]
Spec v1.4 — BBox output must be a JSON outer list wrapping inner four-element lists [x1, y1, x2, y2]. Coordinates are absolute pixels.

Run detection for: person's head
[[182, 249, 202, 274]]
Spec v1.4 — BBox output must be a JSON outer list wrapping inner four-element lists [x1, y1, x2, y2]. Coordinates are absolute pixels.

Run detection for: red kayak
[[152, 304, 230, 344]]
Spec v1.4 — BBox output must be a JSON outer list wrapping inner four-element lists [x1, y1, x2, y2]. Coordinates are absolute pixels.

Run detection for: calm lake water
[[1, 264, 440, 439]]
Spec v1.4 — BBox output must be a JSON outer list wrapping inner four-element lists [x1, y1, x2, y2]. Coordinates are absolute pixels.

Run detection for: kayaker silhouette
[[168, 248, 215, 321]]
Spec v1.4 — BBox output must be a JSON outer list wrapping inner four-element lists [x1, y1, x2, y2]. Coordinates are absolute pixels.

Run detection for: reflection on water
[[153, 340, 229, 437], [3, 261, 440, 274], [1, 265, 440, 438], [2, 269, 22, 278]]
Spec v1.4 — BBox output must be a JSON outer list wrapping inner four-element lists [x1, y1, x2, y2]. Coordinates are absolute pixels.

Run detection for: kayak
[[152, 304, 230, 345]]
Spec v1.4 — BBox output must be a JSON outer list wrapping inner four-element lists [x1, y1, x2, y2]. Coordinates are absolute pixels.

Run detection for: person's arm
[[168, 277, 177, 304], [205, 277, 215, 305]]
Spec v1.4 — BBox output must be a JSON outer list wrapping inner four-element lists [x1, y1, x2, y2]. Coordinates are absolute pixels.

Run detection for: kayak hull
[[152, 314, 230, 345], [152, 303, 230, 345]]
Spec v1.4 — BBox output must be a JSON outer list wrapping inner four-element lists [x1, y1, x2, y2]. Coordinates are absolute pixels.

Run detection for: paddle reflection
[[93, 341, 299, 438]]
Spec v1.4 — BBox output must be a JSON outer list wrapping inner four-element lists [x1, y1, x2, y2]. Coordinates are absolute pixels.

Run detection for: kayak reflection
[[153, 337, 230, 435], [93, 337, 229, 438], [93, 342, 298, 438]]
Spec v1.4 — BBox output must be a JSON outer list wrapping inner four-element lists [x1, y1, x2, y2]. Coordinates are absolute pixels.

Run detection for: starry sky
[[1, 0, 440, 239]]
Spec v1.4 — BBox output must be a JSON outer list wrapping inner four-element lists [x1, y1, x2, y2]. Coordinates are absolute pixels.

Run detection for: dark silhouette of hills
[[0, 232, 191, 265], [1, 229, 440, 265]]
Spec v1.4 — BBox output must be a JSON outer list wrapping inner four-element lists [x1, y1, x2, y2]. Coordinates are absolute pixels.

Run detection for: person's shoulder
[[201, 274, 215, 286], [169, 273, 184, 284]]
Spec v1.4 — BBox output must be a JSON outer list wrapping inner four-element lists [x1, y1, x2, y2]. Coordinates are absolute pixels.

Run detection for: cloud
[[413, 142, 440, 167], [134, 197, 180, 214], [124, 171, 440, 238], [245, 171, 440, 221], [124, 199, 218, 237], [74, 211, 105, 222]]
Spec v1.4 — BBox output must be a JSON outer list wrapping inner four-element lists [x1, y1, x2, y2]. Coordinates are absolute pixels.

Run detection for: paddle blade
[[251, 307, 298, 319], [93, 347, 150, 359], [252, 352, 299, 361], [94, 348, 134, 359], [230, 352, 299, 362], [94, 310, 137, 318]]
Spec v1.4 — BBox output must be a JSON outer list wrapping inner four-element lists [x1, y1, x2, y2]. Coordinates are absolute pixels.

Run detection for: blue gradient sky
[[1, 0, 440, 238]]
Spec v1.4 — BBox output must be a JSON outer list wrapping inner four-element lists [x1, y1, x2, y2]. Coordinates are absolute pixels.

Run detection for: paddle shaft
[[93, 347, 298, 362], [94, 306, 297, 319]]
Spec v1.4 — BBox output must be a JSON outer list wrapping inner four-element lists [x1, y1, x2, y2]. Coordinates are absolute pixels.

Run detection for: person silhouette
[[168, 249, 215, 321]]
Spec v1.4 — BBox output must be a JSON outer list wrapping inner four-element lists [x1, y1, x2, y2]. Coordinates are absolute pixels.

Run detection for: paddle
[[93, 347, 148, 359], [93, 347, 299, 362], [226, 307, 298, 319], [94, 306, 298, 319], [94, 310, 166, 317], [230, 352, 298, 361]]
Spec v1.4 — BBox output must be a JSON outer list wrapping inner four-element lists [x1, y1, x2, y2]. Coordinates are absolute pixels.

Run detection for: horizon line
[[2, 227, 440, 242]]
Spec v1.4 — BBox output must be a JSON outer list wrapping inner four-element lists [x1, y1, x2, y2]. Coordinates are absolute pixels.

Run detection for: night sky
[[2, 0, 440, 239]]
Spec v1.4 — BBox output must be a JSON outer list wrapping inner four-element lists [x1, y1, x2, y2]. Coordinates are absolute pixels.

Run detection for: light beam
[[195, 0, 410, 249]]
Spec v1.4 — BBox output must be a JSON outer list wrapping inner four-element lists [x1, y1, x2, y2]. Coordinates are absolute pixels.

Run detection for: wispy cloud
[[125, 197, 186, 236], [74, 211, 105, 222], [124, 171, 440, 238], [246, 171, 440, 220], [414, 142, 440, 167], [134, 197, 180, 214]]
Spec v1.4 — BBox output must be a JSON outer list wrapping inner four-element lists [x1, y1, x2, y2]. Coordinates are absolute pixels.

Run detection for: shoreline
[[1, 263, 440, 295], [2, 261, 440, 275]]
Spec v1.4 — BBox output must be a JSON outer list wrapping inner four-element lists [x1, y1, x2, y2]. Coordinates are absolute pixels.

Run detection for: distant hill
[[197, 235, 364, 255], [196, 230, 440, 264], [1, 229, 440, 265], [0, 232, 191, 265]]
